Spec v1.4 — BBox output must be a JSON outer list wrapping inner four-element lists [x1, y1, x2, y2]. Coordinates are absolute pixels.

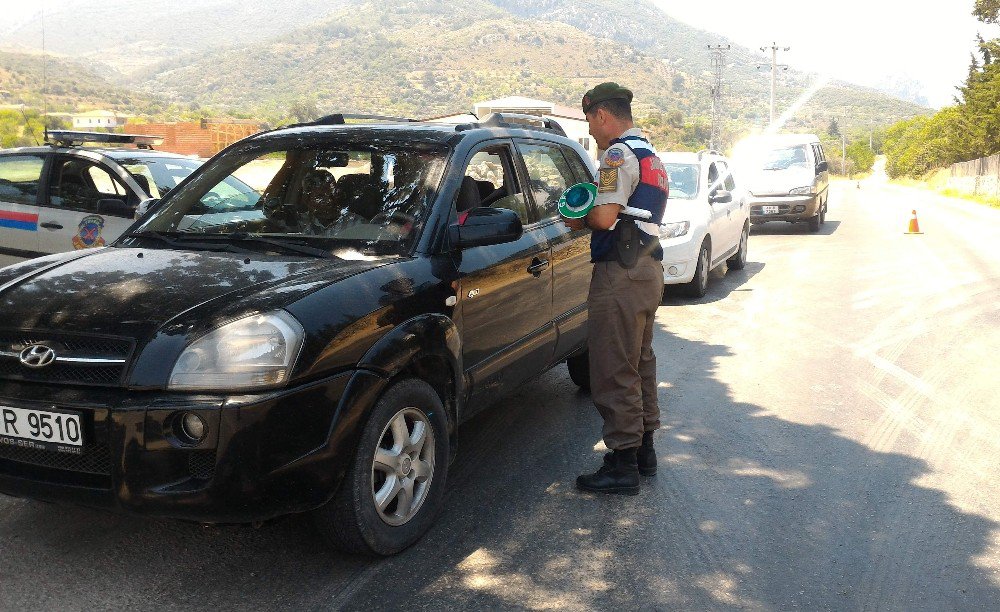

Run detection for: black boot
[[603, 431, 658, 476], [637, 430, 657, 476], [577, 448, 640, 495]]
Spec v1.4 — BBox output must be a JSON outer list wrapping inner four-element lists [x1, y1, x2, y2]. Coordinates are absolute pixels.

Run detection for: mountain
[[0, 51, 154, 111], [0, 0, 352, 78], [0, 0, 930, 148]]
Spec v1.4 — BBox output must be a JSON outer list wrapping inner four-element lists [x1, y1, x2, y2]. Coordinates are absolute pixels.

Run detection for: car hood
[[0, 247, 388, 341], [743, 167, 815, 195], [663, 198, 707, 224]]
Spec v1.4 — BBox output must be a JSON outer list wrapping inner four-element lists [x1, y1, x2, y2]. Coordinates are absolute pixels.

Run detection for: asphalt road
[[1, 178, 998, 611]]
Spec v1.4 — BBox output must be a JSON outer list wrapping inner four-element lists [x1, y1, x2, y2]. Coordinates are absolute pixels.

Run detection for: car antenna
[[41, 8, 48, 144]]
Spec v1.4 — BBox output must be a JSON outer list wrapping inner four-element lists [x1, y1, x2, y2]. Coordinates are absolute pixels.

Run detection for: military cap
[[581, 82, 634, 114]]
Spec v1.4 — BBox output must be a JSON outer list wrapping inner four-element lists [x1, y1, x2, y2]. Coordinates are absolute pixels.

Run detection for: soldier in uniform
[[564, 82, 668, 495]]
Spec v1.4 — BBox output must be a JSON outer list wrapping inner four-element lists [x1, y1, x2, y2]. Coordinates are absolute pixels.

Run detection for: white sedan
[[658, 150, 750, 297]]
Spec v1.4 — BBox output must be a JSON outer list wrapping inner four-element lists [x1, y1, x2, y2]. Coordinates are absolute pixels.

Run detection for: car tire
[[727, 223, 749, 270], [819, 200, 827, 225], [313, 377, 449, 556], [683, 240, 711, 298], [807, 212, 821, 232], [566, 350, 590, 391]]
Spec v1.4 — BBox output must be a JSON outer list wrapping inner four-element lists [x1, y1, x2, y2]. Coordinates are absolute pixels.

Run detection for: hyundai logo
[[19, 345, 57, 368]]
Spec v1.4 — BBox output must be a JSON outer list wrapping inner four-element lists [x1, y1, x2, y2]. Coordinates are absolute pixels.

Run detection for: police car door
[[455, 141, 554, 412], [38, 154, 136, 254], [0, 153, 47, 258]]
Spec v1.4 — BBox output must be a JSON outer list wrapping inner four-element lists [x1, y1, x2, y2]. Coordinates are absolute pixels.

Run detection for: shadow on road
[[2, 326, 997, 610], [662, 261, 766, 306], [751, 219, 842, 236]]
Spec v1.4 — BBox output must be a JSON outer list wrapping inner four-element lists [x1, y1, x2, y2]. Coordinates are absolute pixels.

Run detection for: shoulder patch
[[604, 146, 626, 168], [598, 168, 619, 193]]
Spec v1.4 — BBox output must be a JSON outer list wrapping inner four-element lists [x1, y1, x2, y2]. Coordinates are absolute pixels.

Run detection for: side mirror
[[134, 198, 160, 219], [709, 190, 732, 204], [816, 161, 829, 173], [449, 207, 523, 250], [96, 198, 137, 218]]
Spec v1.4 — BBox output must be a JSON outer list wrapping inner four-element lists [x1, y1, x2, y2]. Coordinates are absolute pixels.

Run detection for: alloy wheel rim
[[371, 407, 435, 526]]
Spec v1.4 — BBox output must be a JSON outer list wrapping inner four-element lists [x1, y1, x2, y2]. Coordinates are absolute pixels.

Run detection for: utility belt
[[598, 216, 662, 269]]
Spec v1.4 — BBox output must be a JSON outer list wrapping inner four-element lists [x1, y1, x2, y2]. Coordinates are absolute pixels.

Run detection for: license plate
[[0, 405, 84, 454], [762, 206, 779, 214]]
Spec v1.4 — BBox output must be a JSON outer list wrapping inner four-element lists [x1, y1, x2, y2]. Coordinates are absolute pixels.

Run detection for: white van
[[732, 134, 830, 232]]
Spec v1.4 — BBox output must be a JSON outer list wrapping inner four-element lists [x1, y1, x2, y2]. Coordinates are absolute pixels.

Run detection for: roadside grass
[[891, 168, 1000, 209]]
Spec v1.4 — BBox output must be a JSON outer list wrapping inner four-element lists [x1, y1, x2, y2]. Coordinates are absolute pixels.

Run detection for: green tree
[[846, 140, 875, 173], [827, 117, 841, 137]]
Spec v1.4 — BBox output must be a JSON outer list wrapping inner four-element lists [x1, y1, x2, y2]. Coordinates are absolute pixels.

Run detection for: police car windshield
[[119, 157, 204, 198], [664, 163, 699, 200], [131, 143, 446, 257]]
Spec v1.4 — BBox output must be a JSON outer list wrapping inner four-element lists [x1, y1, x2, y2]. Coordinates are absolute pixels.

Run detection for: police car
[[658, 149, 750, 297], [0, 131, 206, 260]]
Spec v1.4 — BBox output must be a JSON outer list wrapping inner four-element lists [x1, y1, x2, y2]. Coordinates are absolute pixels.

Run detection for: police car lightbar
[[46, 130, 164, 149], [479, 113, 568, 137]]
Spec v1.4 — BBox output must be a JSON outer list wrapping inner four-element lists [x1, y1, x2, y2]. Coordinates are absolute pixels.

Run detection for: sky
[[654, 0, 999, 108], [2, 0, 998, 108]]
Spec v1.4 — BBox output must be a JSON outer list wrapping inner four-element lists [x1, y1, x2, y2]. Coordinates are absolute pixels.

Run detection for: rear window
[[0, 155, 44, 205]]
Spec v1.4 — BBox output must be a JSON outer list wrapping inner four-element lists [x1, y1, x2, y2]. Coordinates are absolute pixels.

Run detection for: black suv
[[0, 114, 594, 555]]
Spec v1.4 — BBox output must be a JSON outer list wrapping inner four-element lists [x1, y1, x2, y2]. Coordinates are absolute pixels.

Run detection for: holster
[[613, 216, 661, 269]]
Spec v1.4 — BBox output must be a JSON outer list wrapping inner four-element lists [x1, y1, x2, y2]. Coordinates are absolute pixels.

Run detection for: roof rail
[[697, 148, 722, 160], [288, 113, 419, 128], [456, 113, 568, 137], [46, 130, 164, 149]]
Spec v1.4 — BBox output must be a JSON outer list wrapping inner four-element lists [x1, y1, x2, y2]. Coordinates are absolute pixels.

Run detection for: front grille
[[187, 450, 216, 480], [0, 441, 112, 475], [0, 330, 133, 387]]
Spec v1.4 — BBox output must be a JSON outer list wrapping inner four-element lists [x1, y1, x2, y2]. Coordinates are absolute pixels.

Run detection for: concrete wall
[[949, 154, 1000, 198]]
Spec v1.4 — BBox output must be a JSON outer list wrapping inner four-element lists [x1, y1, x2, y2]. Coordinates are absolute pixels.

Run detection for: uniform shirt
[[590, 128, 667, 262]]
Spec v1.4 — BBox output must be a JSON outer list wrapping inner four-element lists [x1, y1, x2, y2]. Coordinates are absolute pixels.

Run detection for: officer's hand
[[563, 216, 586, 231]]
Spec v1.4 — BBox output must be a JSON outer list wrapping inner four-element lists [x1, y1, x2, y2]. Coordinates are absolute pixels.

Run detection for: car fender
[[357, 313, 464, 426]]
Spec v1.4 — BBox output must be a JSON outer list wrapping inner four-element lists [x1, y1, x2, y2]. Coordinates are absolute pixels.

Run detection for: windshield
[[128, 143, 446, 257], [758, 145, 811, 171], [119, 157, 205, 199], [665, 163, 699, 200]]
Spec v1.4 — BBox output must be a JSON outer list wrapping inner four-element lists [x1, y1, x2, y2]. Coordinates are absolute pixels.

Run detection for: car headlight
[[789, 186, 813, 195], [659, 221, 690, 239], [168, 310, 305, 391]]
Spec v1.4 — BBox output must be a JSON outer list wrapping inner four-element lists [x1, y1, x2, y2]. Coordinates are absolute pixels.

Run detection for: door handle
[[40, 222, 64, 230], [527, 258, 550, 277]]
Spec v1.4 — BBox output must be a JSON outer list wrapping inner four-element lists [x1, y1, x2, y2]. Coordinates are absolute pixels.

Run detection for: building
[[126, 119, 262, 158], [71, 110, 129, 129], [427, 96, 597, 160]]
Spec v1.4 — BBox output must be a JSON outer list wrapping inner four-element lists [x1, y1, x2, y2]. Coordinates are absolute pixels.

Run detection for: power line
[[707, 44, 730, 150], [757, 42, 790, 127]]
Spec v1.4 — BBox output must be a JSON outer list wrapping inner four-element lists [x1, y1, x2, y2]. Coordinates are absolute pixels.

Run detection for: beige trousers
[[588, 256, 663, 450]]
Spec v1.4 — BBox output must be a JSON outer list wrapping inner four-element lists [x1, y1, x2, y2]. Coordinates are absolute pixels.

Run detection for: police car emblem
[[72, 215, 106, 249], [604, 147, 626, 168]]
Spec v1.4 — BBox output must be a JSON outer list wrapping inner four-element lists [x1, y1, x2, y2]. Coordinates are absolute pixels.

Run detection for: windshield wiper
[[126, 230, 254, 254], [201, 233, 337, 259]]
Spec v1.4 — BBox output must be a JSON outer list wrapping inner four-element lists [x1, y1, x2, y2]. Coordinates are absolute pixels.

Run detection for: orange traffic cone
[[905, 209, 923, 234]]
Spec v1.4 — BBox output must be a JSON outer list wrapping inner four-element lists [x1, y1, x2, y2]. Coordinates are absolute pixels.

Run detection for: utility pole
[[707, 44, 730, 151], [758, 42, 789, 126], [842, 132, 847, 177]]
